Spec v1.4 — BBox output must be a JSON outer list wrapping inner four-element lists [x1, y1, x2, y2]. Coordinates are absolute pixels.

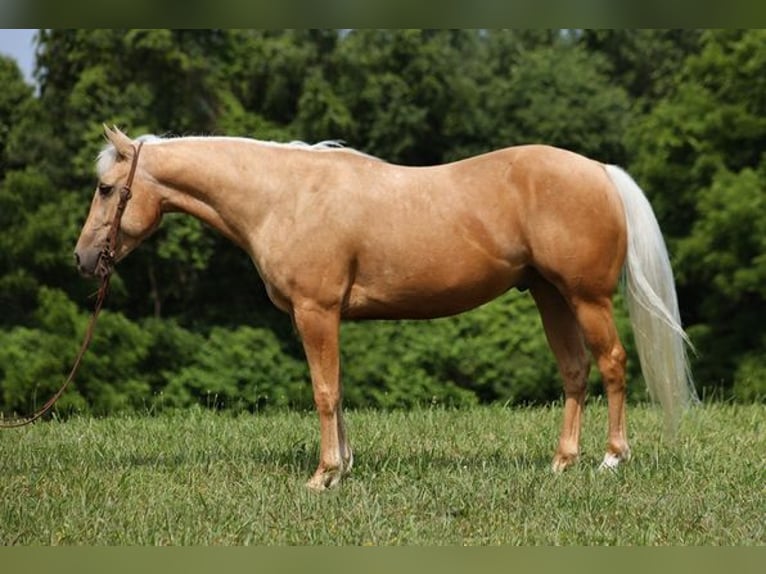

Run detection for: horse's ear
[[103, 124, 134, 159]]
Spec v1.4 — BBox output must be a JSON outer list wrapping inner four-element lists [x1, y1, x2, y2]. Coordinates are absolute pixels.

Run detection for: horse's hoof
[[305, 467, 342, 491], [551, 452, 578, 473], [598, 449, 631, 472]]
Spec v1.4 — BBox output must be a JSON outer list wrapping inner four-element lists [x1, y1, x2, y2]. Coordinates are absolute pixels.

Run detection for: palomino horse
[[75, 126, 696, 490]]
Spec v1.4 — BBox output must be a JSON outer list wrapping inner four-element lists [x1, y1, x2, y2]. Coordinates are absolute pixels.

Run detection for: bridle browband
[[0, 142, 144, 428]]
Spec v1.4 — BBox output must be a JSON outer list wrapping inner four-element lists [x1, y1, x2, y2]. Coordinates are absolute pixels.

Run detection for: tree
[[485, 37, 631, 163], [0, 56, 34, 176], [580, 30, 703, 107], [317, 29, 490, 164]]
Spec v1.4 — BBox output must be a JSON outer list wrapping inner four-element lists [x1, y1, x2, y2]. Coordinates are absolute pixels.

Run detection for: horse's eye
[[98, 183, 114, 196]]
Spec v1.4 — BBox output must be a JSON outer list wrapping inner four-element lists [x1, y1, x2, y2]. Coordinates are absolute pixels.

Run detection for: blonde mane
[[96, 134, 378, 179]]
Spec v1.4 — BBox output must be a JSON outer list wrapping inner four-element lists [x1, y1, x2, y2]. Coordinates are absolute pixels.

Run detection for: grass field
[[0, 402, 763, 545]]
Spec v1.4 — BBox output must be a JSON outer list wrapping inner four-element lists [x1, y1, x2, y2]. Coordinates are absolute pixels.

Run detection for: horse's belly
[[343, 256, 527, 320]]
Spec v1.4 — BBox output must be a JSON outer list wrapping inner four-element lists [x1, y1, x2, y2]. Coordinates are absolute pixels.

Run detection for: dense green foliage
[[0, 30, 763, 416], [1, 404, 763, 544]]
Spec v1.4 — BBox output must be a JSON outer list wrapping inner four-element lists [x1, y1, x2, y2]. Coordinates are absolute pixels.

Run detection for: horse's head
[[74, 126, 163, 277]]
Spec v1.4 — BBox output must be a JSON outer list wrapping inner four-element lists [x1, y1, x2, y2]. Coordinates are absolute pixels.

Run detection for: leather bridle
[[0, 142, 143, 428], [97, 141, 144, 278]]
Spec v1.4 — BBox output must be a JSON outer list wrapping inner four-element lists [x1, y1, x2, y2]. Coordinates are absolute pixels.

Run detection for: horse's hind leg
[[530, 279, 591, 472], [570, 296, 631, 469]]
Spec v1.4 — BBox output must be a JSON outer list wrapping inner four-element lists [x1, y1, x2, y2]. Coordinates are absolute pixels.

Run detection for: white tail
[[605, 165, 698, 433]]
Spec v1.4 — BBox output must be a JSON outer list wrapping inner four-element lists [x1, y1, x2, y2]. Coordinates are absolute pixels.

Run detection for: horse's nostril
[[74, 252, 81, 267]]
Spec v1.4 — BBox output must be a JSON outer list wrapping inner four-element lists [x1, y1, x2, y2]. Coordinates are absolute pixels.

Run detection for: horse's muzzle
[[74, 246, 111, 278]]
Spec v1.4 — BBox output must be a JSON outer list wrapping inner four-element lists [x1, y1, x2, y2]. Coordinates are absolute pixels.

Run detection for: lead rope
[[0, 142, 143, 429]]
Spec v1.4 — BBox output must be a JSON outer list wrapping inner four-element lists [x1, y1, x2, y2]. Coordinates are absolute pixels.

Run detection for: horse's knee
[[560, 356, 590, 395], [312, 386, 339, 416]]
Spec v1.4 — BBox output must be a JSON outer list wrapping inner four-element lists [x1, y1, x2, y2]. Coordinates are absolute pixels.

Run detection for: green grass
[[0, 403, 763, 545]]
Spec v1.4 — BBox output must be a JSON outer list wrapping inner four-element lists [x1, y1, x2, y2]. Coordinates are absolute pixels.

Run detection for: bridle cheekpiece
[[96, 141, 143, 278]]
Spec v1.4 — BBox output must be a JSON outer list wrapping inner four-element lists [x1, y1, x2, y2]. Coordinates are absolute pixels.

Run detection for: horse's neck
[[150, 139, 290, 248]]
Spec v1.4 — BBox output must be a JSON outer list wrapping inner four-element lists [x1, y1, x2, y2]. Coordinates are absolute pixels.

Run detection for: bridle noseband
[[0, 142, 143, 428]]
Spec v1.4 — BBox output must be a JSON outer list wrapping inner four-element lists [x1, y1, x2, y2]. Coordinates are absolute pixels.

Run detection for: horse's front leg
[[292, 301, 350, 490]]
